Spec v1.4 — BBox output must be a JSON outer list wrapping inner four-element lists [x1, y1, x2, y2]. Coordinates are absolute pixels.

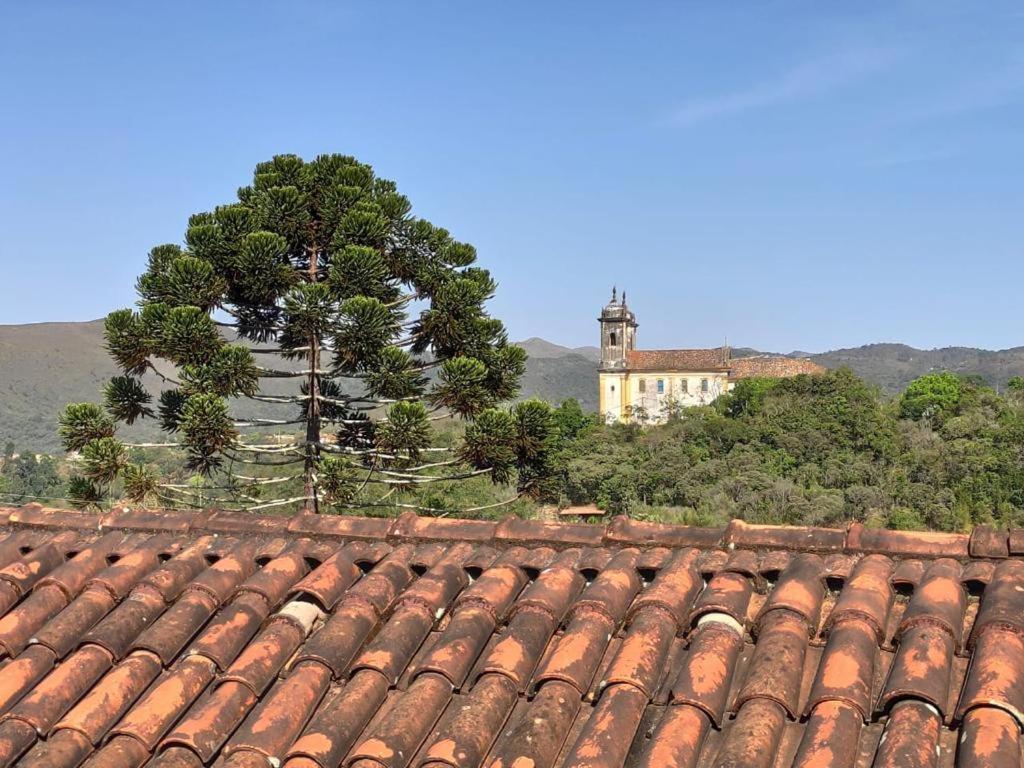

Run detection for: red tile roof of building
[[625, 348, 825, 379], [727, 355, 827, 380], [0, 504, 1018, 767], [626, 348, 730, 372]]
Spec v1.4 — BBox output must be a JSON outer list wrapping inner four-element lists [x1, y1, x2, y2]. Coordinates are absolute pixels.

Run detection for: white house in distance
[[597, 289, 825, 423]]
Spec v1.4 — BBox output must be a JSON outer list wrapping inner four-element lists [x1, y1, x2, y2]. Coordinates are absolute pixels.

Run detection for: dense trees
[[548, 369, 1024, 531], [0, 443, 64, 504], [38, 363, 1024, 530], [59, 154, 555, 513]]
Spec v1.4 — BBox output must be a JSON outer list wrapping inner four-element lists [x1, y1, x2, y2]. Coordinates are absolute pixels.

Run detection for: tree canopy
[[899, 372, 966, 424], [60, 154, 555, 513], [548, 369, 1024, 532]]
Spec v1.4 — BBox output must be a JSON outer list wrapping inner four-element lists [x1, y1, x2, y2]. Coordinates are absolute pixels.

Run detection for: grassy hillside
[[0, 321, 167, 451], [0, 321, 604, 452], [4, 321, 1024, 451]]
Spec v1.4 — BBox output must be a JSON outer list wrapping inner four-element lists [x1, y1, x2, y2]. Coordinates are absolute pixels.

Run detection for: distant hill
[[516, 337, 600, 362], [523, 339, 1024, 397], [804, 343, 1024, 394], [3, 320, 1024, 451], [0, 320, 164, 452]]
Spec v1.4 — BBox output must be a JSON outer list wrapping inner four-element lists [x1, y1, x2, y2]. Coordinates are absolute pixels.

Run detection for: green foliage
[[328, 245, 399, 302], [375, 401, 432, 459], [482, 345, 527, 403], [180, 346, 259, 399], [122, 463, 159, 503], [232, 232, 295, 304], [887, 506, 926, 531], [751, 369, 896, 461], [141, 255, 227, 310], [0, 450, 63, 504], [460, 409, 517, 484], [363, 347, 427, 401], [179, 394, 236, 472], [318, 456, 357, 508], [58, 403, 115, 452], [444, 399, 560, 493], [81, 437, 127, 486], [104, 309, 151, 376], [900, 372, 964, 423], [280, 283, 337, 351], [511, 399, 558, 495], [546, 369, 1024, 531], [551, 398, 596, 444], [103, 376, 153, 425], [62, 152, 529, 513], [67, 476, 102, 508], [432, 357, 491, 418], [156, 306, 221, 366], [718, 377, 780, 418], [333, 296, 400, 370], [158, 389, 188, 432]]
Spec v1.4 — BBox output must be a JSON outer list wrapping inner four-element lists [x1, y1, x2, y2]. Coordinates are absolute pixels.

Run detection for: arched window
[[638, 379, 646, 393], [609, 331, 617, 346]]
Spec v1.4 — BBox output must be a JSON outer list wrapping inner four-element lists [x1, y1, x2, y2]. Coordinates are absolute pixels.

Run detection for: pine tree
[[60, 154, 554, 513]]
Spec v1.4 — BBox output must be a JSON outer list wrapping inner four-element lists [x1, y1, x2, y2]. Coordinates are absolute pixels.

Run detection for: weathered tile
[[1, 504, 1023, 768]]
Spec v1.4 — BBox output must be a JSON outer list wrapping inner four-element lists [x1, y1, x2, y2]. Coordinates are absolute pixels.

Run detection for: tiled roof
[[623, 349, 826, 379], [0, 505, 1020, 768], [727, 355, 827, 380], [626, 349, 729, 372]]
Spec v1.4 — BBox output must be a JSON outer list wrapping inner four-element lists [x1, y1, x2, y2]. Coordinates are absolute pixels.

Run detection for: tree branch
[[222, 452, 306, 466], [256, 367, 330, 378], [147, 362, 180, 386], [244, 393, 309, 404], [246, 495, 311, 511], [231, 417, 307, 427]]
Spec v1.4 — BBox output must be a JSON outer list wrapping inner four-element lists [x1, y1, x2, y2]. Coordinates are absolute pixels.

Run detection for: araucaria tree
[[60, 154, 555, 513]]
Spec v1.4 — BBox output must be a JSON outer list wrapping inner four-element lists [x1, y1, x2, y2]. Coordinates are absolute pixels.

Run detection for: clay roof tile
[[0, 504, 1019, 767]]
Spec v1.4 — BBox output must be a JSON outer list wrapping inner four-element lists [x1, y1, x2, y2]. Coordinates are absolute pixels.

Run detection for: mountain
[[515, 341, 1024, 407], [516, 337, 600, 362], [1, 320, 163, 452], [803, 343, 1024, 394], [4, 320, 1024, 452]]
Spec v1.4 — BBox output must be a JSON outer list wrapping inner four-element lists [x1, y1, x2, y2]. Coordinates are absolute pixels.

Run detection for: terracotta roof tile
[[726, 355, 827, 380], [959, 707, 1021, 768], [626, 348, 729, 372], [622, 349, 826, 378], [0, 504, 1022, 766]]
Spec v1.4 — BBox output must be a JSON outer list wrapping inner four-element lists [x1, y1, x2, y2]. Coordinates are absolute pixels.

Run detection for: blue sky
[[1, 1, 1021, 352]]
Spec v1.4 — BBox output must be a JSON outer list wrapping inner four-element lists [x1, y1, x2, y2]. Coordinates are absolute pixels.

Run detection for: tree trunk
[[304, 244, 321, 513]]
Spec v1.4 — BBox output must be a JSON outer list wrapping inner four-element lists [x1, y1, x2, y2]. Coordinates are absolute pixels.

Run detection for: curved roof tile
[[0, 504, 1017, 767]]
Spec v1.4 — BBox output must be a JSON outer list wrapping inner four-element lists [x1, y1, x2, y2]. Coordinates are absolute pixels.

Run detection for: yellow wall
[[598, 372, 628, 422], [602, 370, 729, 423]]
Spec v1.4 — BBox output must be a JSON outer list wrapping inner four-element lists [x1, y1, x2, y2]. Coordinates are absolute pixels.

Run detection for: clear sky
[[1, 2, 1021, 352]]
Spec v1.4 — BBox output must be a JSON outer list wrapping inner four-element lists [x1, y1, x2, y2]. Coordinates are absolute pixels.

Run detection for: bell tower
[[598, 287, 637, 372]]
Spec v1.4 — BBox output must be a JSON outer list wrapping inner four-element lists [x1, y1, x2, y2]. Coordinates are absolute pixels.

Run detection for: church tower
[[598, 287, 637, 371], [597, 288, 637, 422]]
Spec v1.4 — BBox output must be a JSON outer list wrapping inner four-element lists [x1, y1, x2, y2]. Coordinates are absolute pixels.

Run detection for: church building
[[598, 289, 825, 423]]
